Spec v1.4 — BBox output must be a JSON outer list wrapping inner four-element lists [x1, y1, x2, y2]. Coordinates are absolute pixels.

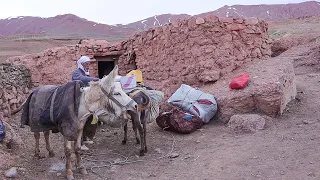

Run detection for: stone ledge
[[201, 57, 297, 123]]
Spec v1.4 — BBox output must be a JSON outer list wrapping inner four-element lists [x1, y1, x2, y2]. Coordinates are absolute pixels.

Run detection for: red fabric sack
[[229, 73, 250, 89], [156, 106, 203, 134]]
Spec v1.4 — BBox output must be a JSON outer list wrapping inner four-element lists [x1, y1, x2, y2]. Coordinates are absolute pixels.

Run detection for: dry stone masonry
[[121, 16, 272, 96], [8, 15, 271, 89], [0, 63, 31, 117]]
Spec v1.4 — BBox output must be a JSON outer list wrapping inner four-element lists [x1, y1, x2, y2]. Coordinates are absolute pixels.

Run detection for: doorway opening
[[95, 55, 119, 78]]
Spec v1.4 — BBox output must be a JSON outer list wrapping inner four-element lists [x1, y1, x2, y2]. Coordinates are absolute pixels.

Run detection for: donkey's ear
[[101, 65, 119, 90], [110, 65, 118, 80]]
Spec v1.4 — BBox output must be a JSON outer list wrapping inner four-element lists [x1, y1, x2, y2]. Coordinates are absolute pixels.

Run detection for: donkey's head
[[98, 65, 137, 116]]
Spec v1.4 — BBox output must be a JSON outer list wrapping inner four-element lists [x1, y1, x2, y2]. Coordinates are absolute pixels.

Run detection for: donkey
[[122, 89, 151, 154], [95, 88, 150, 156], [121, 89, 164, 155], [97, 88, 163, 156], [12, 65, 138, 180]]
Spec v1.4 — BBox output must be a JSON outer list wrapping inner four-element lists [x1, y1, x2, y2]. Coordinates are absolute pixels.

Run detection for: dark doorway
[[95, 55, 119, 78]]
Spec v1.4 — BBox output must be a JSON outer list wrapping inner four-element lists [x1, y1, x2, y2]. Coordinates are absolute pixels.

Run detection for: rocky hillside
[[0, 1, 319, 38]]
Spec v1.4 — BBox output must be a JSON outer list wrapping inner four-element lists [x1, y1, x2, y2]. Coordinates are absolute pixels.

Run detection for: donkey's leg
[[44, 130, 55, 157], [131, 119, 140, 144], [122, 122, 128, 145], [142, 110, 149, 153], [75, 123, 87, 175], [134, 113, 145, 156], [34, 132, 41, 158], [136, 122, 145, 156], [64, 139, 74, 180]]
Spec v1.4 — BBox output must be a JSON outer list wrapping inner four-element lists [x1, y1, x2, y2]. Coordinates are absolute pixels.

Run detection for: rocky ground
[[0, 41, 320, 180]]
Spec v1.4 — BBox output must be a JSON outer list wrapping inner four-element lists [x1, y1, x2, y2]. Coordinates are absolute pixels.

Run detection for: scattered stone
[[308, 172, 316, 177], [57, 173, 62, 176], [5, 167, 18, 178], [101, 129, 106, 132], [169, 153, 180, 158], [228, 114, 266, 133], [302, 120, 310, 124], [154, 148, 162, 154], [196, 140, 201, 143], [148, 173, 157, 177], [49, 162, 65, 172]]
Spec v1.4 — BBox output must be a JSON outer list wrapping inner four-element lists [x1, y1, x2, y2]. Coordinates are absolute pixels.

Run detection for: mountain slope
[[1, 1, 320, 38], [0, 14, 134, 39], [125, 14, 191, 30], [197, 1, 320, 20]]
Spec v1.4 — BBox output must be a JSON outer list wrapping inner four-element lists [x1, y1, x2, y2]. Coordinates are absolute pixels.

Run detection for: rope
[[82, 128, 176, 176]]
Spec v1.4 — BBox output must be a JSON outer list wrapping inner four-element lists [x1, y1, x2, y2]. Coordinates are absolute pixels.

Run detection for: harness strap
[[127, 89, 141, 98], [100, 86, 136, 111], [50, 88, 58, 123]]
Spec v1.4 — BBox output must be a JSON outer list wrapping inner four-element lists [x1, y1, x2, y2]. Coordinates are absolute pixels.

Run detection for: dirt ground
[[0, 43, 320, 180]]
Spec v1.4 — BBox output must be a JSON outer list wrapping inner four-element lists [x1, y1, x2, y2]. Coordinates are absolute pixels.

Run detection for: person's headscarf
[[77, 56, 91, 75]]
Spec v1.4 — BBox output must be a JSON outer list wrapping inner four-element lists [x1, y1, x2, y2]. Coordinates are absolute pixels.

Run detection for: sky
[[0, 0, 314, 25]]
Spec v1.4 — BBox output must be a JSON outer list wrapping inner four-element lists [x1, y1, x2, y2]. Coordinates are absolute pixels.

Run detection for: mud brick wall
[[0, 63, 31, 117], [7, 15, 271, 99], [119, 16, 271, 96], [7, 40, 124, 86]]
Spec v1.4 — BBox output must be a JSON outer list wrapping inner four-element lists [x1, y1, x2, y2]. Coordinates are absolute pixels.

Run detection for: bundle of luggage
[[156, 84, 218, 134], [116, 70, 218, 134]]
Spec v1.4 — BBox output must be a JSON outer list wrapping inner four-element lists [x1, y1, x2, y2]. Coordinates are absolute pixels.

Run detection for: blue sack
[[0, 119, 6, 143]]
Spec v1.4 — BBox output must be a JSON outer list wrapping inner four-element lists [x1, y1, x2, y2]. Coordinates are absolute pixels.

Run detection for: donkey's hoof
[[121, 140, 127, 145], [139, 150, 145, 156], [49, 151, 55, 157], [145, 147, 148, 153], [136, 138, 140, 144], [79, 168, 88, 175], [67, 175, 75, 180]]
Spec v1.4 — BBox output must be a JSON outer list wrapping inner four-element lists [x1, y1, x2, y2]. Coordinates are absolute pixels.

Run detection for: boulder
[[201, 57, 296, 123], [228, 114, 266, 133]]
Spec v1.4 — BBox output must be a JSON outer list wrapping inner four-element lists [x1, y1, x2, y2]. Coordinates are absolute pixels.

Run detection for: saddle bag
[[156, 106, 203, 134]]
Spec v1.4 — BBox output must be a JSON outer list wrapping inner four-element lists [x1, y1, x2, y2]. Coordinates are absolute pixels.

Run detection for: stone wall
[[8, 15, 271, 93], [120, 16, 272, 96], [0, 63, 31, 117], [7, 40, 124, 86]]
